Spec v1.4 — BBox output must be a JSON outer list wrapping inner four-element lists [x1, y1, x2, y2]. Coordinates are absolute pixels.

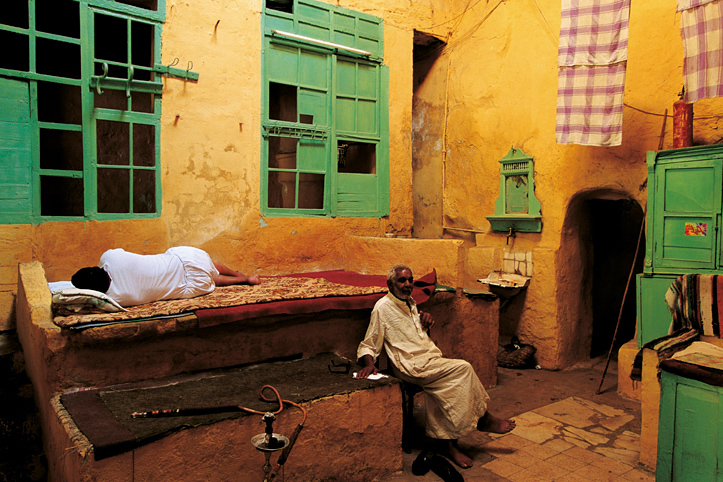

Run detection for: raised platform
[[49, 354, 403, 481], [16, 261, 500, 481]]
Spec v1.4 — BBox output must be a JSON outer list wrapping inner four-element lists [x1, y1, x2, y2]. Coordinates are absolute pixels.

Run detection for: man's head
[[387, 264, 413, 301], [71, 267, 111, 293]]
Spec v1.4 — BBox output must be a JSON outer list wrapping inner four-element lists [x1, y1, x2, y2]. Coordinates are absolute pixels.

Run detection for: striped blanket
[[631, 274, 723, 380]]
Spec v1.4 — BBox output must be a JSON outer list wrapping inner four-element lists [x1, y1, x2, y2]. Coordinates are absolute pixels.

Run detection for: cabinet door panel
[[654, 160, 721, 270]]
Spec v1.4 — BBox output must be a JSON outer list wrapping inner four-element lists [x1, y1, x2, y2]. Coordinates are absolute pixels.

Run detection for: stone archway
[[557, 189, 645, 365]]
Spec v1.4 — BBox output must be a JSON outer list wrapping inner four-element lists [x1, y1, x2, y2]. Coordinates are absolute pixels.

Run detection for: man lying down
[[71, 246, 260, 307]]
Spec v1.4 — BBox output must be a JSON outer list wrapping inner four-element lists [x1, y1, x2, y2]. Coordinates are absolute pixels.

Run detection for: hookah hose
[[259, 386, 307, 481], [131, 384, 307, 477]]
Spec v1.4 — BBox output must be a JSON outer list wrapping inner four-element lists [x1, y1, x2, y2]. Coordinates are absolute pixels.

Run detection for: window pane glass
[[0, 31, 29, 71], [94, 89, 128, 110], [97, 120, 130, 166], [131, 20, 154, 72], [116, 0, 158, 10], [1, 2, 29, 29], [133, 124, 155, 166], [268, 136, 297, 169], [37, 38, 81, 79], [36, 0, 79, 38], [40, 176, 83, 216], [39, 129, 83, 170], [266, 0, 293, 14], [133, 169, 155, 213], [337, 141, 376, 174], [298, 173, 324, 209], [95, 13, 128, 65], [268, 171, 296, 208], [131, 92, 154, 113], [269, 82, 297, 122], [97, 168, 130, 213], [37, 82, 82, 125]]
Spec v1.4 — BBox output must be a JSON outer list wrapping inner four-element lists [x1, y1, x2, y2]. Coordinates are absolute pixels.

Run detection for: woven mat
[[60, 353, 399, 460]]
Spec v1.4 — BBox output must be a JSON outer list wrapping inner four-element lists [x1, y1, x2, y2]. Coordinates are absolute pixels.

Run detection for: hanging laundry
[[556, 0, 631, 146], [678, 0, 723, 103]]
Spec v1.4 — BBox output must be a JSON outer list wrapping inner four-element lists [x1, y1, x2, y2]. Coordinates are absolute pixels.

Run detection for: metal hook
[[168, 57, 179, 67], [126, 65, 134, 98], [96, 62, 108, 95], [186, 61, 193, 72]]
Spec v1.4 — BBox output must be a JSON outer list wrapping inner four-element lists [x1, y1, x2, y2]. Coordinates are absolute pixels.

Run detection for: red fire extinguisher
[[673, 87, 693, 148]]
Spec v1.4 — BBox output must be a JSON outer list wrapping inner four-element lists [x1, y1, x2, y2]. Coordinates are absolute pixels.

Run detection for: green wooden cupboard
[[637, 145, 723, 347], [657, 367, 723, 481]]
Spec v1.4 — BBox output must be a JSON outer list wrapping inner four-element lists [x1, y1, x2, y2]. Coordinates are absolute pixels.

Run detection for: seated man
[[356, 264, 515, 469], [71, 246, 260, 307]]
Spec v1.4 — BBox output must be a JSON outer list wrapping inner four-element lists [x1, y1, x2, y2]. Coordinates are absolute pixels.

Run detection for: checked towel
[[556, 0, 630, 146], [678, 0, 723, 103]]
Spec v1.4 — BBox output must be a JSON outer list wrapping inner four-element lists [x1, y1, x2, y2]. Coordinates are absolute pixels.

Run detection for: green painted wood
[[0, 77, 32, 223], [261, 0, 386, 218], [657, 371, 676, 482], [636, 273, 679, 348], [336, 173, 377, 214], [645, 145, 723, 275], [658, 370, 723, 482], [654, 159, 721, 270]]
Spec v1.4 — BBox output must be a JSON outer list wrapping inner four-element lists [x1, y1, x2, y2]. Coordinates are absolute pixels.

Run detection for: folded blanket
[[631, 274, 723, 380]]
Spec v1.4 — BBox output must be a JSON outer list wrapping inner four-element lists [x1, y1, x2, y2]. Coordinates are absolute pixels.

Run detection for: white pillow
[[52, 288, 127, 313]]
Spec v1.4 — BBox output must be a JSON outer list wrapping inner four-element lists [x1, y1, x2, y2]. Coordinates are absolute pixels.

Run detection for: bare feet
[[444, 440, 473, 469], [247, 274, 261, 285], [477, 412, 516, 434]]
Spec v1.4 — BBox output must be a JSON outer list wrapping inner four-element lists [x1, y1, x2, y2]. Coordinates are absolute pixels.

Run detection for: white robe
[[357, 292, 490, 439], [100, 247, 219, 307]]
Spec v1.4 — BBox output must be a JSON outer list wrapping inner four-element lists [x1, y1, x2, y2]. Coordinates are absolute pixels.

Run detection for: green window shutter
[[262, 0, 387, 218], [0, 78, 32, 223]]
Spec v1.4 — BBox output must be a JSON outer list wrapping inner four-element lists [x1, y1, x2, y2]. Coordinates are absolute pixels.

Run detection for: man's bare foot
[[247, 274, 261, 285], [444, 440, 473, 469], [477, 412, 516, 434]]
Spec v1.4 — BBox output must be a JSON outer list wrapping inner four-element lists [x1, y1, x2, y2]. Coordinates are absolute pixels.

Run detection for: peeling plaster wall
[[0, 0, 464, 329], [429, 0, 723, 368], [2, 0, 723, 373]]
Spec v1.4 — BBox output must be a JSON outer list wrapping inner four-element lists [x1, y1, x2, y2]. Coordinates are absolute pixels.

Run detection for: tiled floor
[[380, 359, 655, 482]]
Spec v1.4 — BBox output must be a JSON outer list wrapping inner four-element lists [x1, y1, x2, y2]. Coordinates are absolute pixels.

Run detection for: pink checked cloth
[[556, 0, 631, 146], [678, 0, 723, 103]]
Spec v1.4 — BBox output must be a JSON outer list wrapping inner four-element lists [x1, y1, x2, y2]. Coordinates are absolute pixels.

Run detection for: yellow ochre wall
[[2, 0, 722, 370]]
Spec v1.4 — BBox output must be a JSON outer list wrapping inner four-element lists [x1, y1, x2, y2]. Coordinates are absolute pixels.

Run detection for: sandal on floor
[[428, 455, 464, 482], [411, 449, 434, 476]]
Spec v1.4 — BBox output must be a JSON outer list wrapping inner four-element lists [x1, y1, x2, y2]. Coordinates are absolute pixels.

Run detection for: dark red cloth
[[195, 269, 437, 328]]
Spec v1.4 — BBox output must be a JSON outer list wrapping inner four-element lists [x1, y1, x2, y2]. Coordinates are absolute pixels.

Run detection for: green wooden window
[[261, 0, 389, 217], [0, 0, 164, 224]]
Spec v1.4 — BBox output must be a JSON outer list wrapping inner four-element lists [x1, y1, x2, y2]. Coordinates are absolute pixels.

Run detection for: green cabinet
[[636, 273, 678, 348], [645, 145, 723, 275], [657, 369, 723, 482], [637, 146, 723, 347]]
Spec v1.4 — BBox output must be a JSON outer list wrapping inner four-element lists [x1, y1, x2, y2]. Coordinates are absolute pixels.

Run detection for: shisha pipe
[[131, 384, 307, 481]]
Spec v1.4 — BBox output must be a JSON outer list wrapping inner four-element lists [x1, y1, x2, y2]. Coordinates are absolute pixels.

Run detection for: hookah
[[131, 384, 307, 481]]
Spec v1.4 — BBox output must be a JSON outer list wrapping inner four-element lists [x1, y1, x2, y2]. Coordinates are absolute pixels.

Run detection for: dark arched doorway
[[560, 191, 645, 364], [588, 198, 645, 358]]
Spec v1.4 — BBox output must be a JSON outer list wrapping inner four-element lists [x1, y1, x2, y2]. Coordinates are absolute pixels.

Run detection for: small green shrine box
[[486, 147, 542, 233]]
